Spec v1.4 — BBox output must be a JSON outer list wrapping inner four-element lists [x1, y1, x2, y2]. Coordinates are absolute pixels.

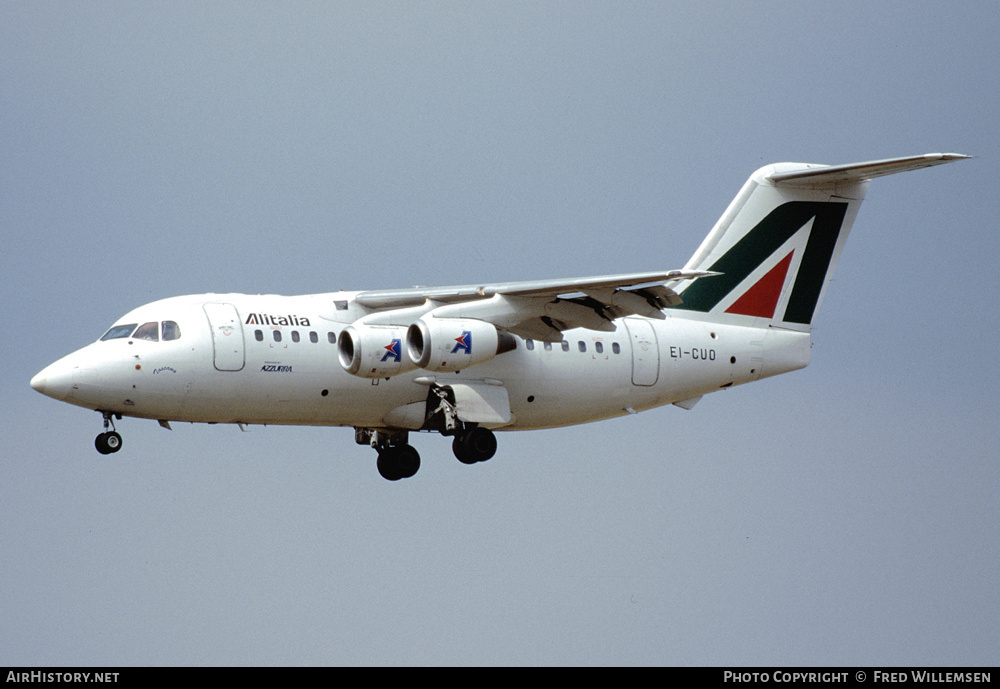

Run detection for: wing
[[354, 269, 719, 341]]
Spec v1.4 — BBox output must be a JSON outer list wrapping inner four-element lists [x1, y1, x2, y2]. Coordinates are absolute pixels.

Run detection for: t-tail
[[672, 153, 969, 332]]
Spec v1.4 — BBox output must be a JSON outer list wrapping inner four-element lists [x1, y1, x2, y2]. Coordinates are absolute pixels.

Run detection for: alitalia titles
[[245, 313, 311, 327]]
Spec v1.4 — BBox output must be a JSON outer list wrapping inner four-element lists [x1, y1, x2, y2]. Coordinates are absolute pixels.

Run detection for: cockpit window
[[100, 320, 181, 342], [162, 321, 181, 341], [101, 324, 137, 341], [132, 322, 159, 342]]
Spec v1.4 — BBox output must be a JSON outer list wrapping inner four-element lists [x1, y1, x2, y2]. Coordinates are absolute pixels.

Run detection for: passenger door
[[203, 303, 245, 371], [624, 318, 659, 386]]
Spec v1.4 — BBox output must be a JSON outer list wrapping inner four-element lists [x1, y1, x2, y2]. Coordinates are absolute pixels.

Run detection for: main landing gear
[[376, 443, 421, 481], [452, 427, 497, 465], [356, 428, 420, 481], [95, 411, 123, 455], [355, 426, 499, 481], [430, 383, 498, 466]]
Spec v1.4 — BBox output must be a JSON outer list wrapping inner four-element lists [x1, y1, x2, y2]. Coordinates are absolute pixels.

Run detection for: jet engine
[[407, 317, 516, 373], [338, 324, 418, 378]]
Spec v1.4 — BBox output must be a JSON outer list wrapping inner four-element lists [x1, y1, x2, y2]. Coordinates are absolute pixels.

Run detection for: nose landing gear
[[95, 411, 123, 455]]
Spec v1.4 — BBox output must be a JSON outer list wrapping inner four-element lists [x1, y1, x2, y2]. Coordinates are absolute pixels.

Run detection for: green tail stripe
[[673, 201, 848, 324]]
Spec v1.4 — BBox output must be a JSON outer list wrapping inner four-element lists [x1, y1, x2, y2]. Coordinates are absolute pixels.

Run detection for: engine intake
[[338, 324, 418, 378], [407, 318, 515, 373]]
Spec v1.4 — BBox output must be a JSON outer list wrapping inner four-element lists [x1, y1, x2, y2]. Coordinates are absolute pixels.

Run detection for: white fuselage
[[31, 292, 811, 432], [28, 155, 966, 477]]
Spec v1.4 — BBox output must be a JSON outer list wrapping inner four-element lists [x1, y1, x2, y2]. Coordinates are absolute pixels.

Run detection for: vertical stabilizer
[[673, 154, 969, 332]]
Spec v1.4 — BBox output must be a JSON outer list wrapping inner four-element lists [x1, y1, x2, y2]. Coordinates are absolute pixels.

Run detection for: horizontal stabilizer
[[767, 153, 970, 187]]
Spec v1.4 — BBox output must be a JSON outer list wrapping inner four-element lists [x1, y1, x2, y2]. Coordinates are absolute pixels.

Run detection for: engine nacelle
[[406, 317, 515, 373], [338, 324, 418, 378]]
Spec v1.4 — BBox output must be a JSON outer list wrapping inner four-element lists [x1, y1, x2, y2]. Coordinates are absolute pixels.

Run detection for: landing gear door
[[450, 382, 511, 428], [203, 303, 245, 372], [624, 318, 659, 386]]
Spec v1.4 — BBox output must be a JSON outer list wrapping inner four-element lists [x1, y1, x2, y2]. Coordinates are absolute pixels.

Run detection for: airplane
[[30, 153, 968, 480]]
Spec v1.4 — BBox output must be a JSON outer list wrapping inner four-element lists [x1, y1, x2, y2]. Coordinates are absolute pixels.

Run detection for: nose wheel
[[95, 431, 123, 454], [95, 411, 123, 454]]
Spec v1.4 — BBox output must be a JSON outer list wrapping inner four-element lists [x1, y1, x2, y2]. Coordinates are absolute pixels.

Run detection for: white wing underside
[[354, 269, 719, 341]]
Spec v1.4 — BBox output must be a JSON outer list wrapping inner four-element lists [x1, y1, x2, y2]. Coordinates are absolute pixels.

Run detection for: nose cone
[[29, 371, 46, 394], [30, 360, 77, 401]]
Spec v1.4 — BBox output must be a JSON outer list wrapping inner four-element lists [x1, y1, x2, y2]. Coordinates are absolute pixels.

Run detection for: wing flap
[[504, 317, 566, 342]]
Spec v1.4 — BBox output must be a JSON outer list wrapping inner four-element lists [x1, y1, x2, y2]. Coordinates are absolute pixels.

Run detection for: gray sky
[[2, 2, 997, 666]]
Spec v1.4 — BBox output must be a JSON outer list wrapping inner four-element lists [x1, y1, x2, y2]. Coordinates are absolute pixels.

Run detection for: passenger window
[[525, 339, 535, 350], [255, 330, 264, 342], [273, 331, 282, 343], [543, 342, 552, 351], [328, 332, 336, 344], [101, 324, 137, 341], [595, 342, 604, 354], [578, 341, 586, 352], [292, 331, 300, 343], [561, 341, 569, 352], [612, 342, 621, 354], [162, 321, 181, 341], [132, 322, 159, 342], [310, 331, 318, 343]]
